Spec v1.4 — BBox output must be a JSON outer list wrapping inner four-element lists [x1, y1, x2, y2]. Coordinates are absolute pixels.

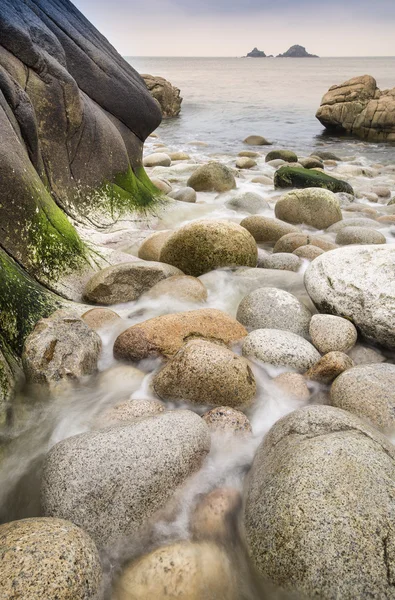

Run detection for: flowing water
[[1, 56, 395, 598]]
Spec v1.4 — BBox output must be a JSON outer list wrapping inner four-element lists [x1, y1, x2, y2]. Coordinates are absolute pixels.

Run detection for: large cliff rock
[[316, 75, 395, 142], [142, 74, 182, 118], [0, 0, 162, 417]]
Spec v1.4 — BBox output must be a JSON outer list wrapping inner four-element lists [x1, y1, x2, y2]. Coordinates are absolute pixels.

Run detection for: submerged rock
[[316, 75, 395, 142], [275, 188, 342, 229], [142, 73, 182, 118], [243, 135, 271, 145], [160, 220, 257, 276], [244, 405, 395, 599], [22, 311, 101, 390], [274, 166, 354, 195], [304, 245, 395, 349], [225, 191, 269, 214], [41, 411, 210, 548], [83, 261, 182, 305], [0, 517, 102, 599], [114, 309, 247, 362], [187, 162, 236, 192], [153, 339, 256, 409]]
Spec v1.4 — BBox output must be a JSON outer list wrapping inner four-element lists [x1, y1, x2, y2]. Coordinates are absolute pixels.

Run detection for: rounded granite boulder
[[309, 314, 358, 354], [153, 339, 256, 409], [0, 517, 102, 599], [335, 226, 386, 245], [143, 152, 171, 167], [41, 410, 210, 549], [225, 191, 269, 214], [240, 215, 300, 243], [138, 230, 172, 262], [243, 405, 395, 599], [143, 274, 208, 303], [275, 188, 342, 229], [159, 220, 257, 276], [265, 149, 298, 163], [187, 162, 236, 192], [202, 406, 252, 435], [236, 287, 312, 338], [330, 364, 395, 431]]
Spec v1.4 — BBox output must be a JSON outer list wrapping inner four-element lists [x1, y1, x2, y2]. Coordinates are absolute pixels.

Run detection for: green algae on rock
[[274, 166, 354, 194]]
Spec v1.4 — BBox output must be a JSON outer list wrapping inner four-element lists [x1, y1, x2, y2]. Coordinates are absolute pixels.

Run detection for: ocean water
[[128, 56, 395, 161]]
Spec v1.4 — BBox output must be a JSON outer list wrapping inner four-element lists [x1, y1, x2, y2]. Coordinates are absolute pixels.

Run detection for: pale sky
[[73, 0, 395, 57]]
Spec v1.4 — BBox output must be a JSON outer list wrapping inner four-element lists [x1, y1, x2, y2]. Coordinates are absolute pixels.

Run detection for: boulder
[[144, 275, 208, 303], [168, 187, 197, 203], [258, 253, 301, 272], [190, 488, 242, 540], [81, 307, 121, 330], [240, 216, 300, 243], [41, 410, 210, 548], [265, 150, 298, 163], [143, 153, 171, 167], [238, 150, 260, 157], [330, 364, 395, 431], [236, 157, 257, 169], [153, 339, 256, 409], [114, 308, 247, 362], [138, 230, 172, 262], [312, 151, 343, 161], [237, 287, 312, 337], [151, 177, 172, 193], [159, 220, 257, 276], [0, 517, 102, 599], [275, 188, 342, 229], [225, 192, 269, 214], [309, 314, 357, 354], [272, 372, 310, 401], [274, 167, 354, 194], [304, 245, 395, 349], [244, 405, 395, 599], [187, 162, 236, 192], [83, 261, 182, 305], [299, 157, 324, 169], [316, 75, 395, 142], [335, 226, 386, 245], [242, 329, 320, 372], [95, 398, 165, 427], [327, 217, 381, 232], [113, 541, 237, 600], [22, 311, 101, 390], [304, 351, 354, 384], [348, 344, 386, 366], [142, 74, 182, 118], [293, 245, 324, 260], [243, 135, 271, 145], [202, 407, 252, 435], [273, 233, 337, 253], [168, 151, 191, 161], [97, 364, 145, 397]]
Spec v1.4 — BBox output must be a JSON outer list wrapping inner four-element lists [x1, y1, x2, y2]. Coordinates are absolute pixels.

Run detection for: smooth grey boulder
[[225, 192, 269, 214], [309, 314, 357, 354], [240, 216, 300, 243], [330, 363, 395, 431], [22, 311, 101, 390], [143, 153, 171, 167], [244, 405, 395, 599], [168, 187, 197, 203], [258, 252, 301, 272], [237, 287, 312, 338], [304, 245, 395, 349], [242, 328, 320, 372], [83, 261, 182, 305], [335, 226, 386, 245], [327, 217, 381, 232], [41, 410, 211, 549], [275, 188, 342, 229]]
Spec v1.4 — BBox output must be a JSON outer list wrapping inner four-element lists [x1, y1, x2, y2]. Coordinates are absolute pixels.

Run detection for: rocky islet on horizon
[[1, 1, 395, 599], [245, 44, 319, 57]]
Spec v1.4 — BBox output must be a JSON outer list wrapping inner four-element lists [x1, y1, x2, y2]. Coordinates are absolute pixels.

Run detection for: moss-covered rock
[[274, 166, 354, 194]]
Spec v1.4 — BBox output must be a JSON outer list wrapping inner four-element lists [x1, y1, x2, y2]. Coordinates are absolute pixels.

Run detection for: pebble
[[304, 351, 354, 384], [143, 153, 171, 167], [202, 406, 252, 435]]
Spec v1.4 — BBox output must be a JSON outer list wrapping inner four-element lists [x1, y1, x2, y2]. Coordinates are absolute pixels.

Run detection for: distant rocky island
[[245, 44, 318, 58], [277, 45, 318, 58]]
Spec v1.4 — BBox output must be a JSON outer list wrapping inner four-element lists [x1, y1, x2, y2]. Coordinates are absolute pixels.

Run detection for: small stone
[[258, 252, 301, 272], [151, 177, 172, 193], [168, 187, 197, 203], [272, 372, 310, 400], [0, 517, 102, 599], [144, 275, 208, 303], [81, 307, 121, 330], [347, 344, 386, 365], [299, 157, 324, 169], [244, 135, 272, 146], [240, 216, 299, 243], [242, 329, 320, 373], [265, 150, 298, 163], [293, 245, 324, 260], [168, 151, 191, 161], [143, 153, 171, 167], [312, 150, 342, 161], [238, 150, 259, 157], [309, 314, 358, 354], [187, 162, 236, 192], [138, 230, 172, 262], [83, 261, 182, 305], [236, 157, 257, 169], [372, 186, 391, 199], [190, 488, 242, 541], [335, 226, 386, 245], [304, 351, 354, 384], [153, 339, 256, 409], [251, 175, 273, 185], [202, 406, 252, 435], [237, 287, 311, 337]]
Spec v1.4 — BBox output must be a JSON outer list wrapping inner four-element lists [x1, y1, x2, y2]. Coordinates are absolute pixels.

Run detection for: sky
[[73, 0, 395, 57]]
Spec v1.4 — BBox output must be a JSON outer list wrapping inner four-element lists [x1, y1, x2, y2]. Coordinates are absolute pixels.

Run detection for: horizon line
[[125, 55, 395, 59]]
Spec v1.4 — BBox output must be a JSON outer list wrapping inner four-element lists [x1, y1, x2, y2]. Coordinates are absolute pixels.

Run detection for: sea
[[127, 56, 395, 162]]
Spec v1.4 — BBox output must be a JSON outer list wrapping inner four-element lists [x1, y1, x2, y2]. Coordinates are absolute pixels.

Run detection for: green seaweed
[[274, 166, 354, 195]]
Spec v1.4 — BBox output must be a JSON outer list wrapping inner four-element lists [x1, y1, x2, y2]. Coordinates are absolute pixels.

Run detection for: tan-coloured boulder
[[153, 339, 256, 408], [202, 406, 252, 435], [190, 488, 242, 540], [138, 230, 172, 262], [81, 307, 121, 330], [113, 308, 247, 362], [187, 162, 236, 192], [240, 216, 300, 243], [275, 188, 342, 229], [95, 398, 165, 427], [273, 233, 337, 253], [309, 314, 358, 354], [144, 275, 208, 303], [304, 351, 354, 384]]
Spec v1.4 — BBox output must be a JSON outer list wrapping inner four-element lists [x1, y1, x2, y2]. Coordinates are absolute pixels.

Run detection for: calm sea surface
[[127, 56, 395, 161]]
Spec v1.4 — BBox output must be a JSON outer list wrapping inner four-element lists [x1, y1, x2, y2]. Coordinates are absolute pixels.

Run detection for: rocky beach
[[1, 1, 395, 599]]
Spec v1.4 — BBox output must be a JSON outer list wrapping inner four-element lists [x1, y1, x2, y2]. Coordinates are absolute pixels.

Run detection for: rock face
[[316, 75, 395, 142], [274, 167, 354, 195], [83, 261, 182, 305], [244, 405, 395, 599], [277, 45, 318, 58], [246, 48, 266, 57], [41, 410, 210, 548], [160, 220, 258, 276], [304, 245, 395, 349], [22, 311, 101, 390], [330, 364, 395, 431], [0, 517, 102, 599], [275, 188, 342, 229], [113, 309, 247, 362], [142, 74, 182, 118], [153, 339, 256, 409]]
